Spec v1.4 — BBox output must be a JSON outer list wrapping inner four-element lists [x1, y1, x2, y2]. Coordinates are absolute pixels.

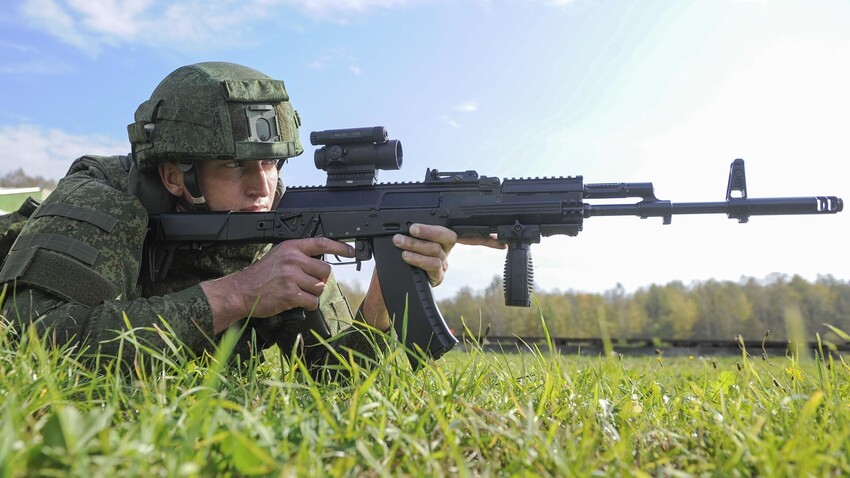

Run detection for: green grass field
[[1, 318, 849, 477]]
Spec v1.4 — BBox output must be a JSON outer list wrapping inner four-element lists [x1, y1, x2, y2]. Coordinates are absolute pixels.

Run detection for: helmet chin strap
[[178, 162, 209, 211], [271, 177, 286, 209]]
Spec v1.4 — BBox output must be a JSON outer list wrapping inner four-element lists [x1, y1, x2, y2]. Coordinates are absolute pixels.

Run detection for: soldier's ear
[[158, 161, 186, 197]]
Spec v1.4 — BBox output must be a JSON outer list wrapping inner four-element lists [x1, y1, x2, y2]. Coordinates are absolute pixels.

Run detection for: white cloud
[[453, 100, 478, 113], [0, 59, 75, 76], [439, 115, 461, 129], [0, 40, 39, 54], [307, 55, 333, 70], [0, 124, 129, 180], [17, 0, 270, 55], [726, 0, 769, 9], [294, 0, 422, 16], [20, 0, 99, 54], [14, 0, 582, 56], [307, 49, 363, 76], [437, 100, 479, 129], [66, 0, 153, 41], [15, 0, 430, 55]]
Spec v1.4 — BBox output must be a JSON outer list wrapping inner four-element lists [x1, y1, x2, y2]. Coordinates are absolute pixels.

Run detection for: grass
[[1, 316, 850, 477]]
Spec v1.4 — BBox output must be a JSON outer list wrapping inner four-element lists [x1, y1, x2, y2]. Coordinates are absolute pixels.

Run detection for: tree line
[[341, 274, 850, 343], [0, 168, 57, 190]]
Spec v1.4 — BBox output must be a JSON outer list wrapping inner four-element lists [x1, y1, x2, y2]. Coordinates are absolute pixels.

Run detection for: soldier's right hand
[[202, 238, 355, 333]]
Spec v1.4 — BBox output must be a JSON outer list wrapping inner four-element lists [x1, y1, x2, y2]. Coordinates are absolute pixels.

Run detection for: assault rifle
[[143, 127, 843, 369]]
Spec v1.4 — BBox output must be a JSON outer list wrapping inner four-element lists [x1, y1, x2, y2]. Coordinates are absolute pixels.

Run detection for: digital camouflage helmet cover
[[128, 62, 303, 172]]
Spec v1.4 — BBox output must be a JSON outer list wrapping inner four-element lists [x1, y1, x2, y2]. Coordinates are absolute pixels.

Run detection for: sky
[[0, 0, 848, 301]]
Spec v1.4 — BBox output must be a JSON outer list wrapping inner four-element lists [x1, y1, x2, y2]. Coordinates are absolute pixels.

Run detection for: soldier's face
[[193, 159, 279, 212]]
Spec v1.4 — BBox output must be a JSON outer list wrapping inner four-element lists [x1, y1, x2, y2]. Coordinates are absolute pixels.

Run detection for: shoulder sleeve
[[0, 168, 146, 303], [3, 285, 215, 360]]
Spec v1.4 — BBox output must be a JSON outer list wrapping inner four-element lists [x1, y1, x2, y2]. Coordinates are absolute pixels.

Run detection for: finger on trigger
[[301, 237, 355, 258]]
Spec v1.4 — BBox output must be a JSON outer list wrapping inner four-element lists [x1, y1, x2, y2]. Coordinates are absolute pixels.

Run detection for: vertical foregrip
[[504, 242, 533, 307], [372, 236, 459, 370]]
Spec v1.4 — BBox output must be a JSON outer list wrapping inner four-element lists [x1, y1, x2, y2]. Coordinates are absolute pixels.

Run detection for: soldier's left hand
[[392, 223, 505, 286]]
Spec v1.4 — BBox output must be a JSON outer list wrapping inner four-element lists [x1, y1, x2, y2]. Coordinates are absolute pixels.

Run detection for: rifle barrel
[[584, 196, 843, 221]]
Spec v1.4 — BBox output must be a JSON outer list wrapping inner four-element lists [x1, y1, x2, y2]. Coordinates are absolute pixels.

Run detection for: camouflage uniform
[[0, 62, 382, 369], [0, 154, 379, 367]]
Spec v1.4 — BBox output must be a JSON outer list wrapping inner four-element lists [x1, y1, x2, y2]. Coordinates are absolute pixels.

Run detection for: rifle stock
[[143, 128, 843, 369]]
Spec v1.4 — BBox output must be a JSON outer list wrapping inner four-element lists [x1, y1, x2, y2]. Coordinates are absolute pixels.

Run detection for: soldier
[[0, 62, 500, 369]]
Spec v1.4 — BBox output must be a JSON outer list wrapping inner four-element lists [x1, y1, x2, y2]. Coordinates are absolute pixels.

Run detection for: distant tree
[[438, 285, 484, 335], [481, 277, 541, 337], [0, 168, 57, 189], [571, 293, 608, 338], [761, 275, 803, 339], [817, 275, 850, 337], [605, 283, 648, 338], [537, 291, 574, 337], [693, 280, 753, 340], [639, 282, 698, 339], [619, 296, 651, 339]]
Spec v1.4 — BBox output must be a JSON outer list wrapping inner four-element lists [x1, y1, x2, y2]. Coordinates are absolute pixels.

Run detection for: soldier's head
[[128, 62, 302, 211]]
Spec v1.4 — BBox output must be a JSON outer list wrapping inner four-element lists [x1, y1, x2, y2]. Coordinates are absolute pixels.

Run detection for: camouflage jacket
[[0, 155, 380, 367]]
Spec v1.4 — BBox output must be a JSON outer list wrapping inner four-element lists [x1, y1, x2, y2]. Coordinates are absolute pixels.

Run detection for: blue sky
[[1, 0, 848, 298]]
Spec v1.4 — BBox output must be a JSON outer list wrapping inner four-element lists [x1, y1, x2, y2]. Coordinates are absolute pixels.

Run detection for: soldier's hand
[[203, 237, 354, 333], [360, 224, 507, 333], [250, 238, 354, 314], [391, 223, 507, 287], [391, 224, 454, 286]]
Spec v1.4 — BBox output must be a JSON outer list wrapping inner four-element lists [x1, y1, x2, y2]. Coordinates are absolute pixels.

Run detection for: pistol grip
[[372, 235, 458, 369]]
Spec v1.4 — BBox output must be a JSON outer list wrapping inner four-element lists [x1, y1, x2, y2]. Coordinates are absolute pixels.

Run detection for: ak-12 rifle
[[143, 127, 843, 369]]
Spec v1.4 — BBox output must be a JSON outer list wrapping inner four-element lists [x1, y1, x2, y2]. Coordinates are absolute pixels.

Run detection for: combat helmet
[[127, 62, 302, 210]]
